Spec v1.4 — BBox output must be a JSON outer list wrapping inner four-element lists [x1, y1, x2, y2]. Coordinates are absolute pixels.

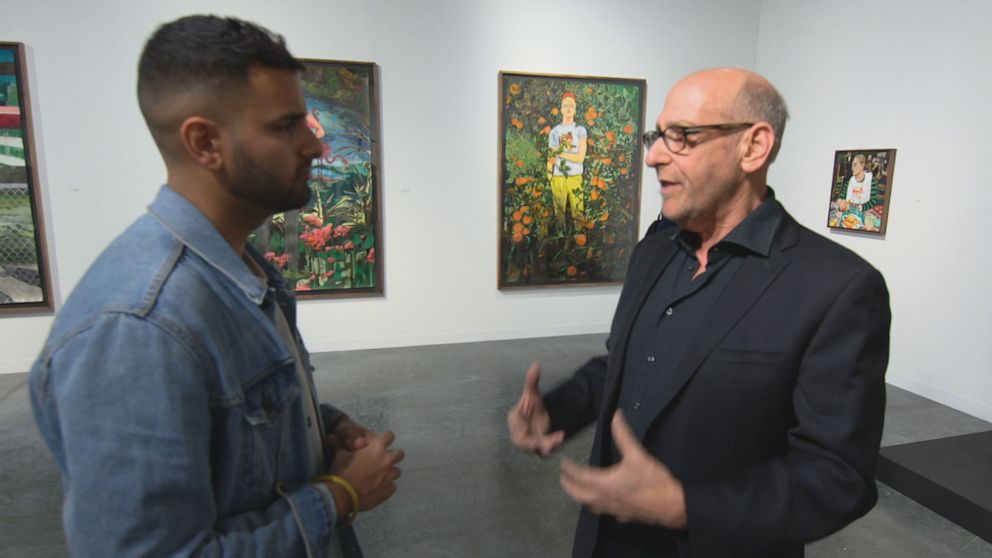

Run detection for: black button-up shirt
[[616, 195, 783, 454]]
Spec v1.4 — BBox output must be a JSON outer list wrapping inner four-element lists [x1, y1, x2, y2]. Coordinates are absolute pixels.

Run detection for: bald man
[[509, 68, 890, 557]]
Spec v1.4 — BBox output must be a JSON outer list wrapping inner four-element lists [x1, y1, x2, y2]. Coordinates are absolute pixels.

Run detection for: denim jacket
[[30, 186, 356, 557]]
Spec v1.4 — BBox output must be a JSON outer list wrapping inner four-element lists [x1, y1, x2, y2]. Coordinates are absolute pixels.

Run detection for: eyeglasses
[[642, 123, 754, 153]]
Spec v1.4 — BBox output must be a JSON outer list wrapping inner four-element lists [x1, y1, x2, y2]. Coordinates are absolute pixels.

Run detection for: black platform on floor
[[876, 430, 992, 543]]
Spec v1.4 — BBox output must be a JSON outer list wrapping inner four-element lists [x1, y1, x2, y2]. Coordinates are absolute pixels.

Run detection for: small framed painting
[[0, 42, 52, 314], [826, 148, 896, 235], [250, 59, 383, 297], [498, 71, 645, 288]]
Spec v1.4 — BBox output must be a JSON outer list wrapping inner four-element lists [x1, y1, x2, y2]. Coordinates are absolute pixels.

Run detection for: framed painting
[[250, 60, 383, 297], [826, 148, 896, 235], [498, 71, 645, 288], [0, 42, 52, 314]]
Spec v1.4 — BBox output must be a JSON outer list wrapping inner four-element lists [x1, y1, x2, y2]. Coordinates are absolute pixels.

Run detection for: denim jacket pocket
[[241, 363, 300, 489]]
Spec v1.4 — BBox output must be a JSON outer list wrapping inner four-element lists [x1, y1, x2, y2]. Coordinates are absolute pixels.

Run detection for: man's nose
[[645, 139, 672, 167]]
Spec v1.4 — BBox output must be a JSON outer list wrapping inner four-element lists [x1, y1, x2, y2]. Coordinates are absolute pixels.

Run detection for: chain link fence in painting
[[0, 184, 40, 266]]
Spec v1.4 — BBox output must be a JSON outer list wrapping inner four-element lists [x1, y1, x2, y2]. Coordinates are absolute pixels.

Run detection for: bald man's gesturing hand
[[507, 362, 565, 457], [559, 411, 687, 529]]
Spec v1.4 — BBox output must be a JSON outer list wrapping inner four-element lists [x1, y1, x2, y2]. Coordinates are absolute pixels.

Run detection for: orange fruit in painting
[[512, 222, 524, 233], [552, 107, 559, 115], [619, 168, 628, 175], [606, 131, 617, 143], [523, 228, 530, 235], [509, 83, 522, 95], [590, 190, 600, 200], [540, 125, 551, 134], [513, 232, 524, 243], [600, 211, 610, 221], [516, 160, 524, 167], [601, 157, 612, 165], [538, 117, 546, 124], [520, 205, 529, 213], [542, 210, 551, 218], [574, 234, 587, 246], [515, 177, 532, 186], [512, 211, 522, 221], [586, 221, 596, 230], [566, 265, 578, 277], [522, 215, 533, 225], [618, 154, 626, 162], [623, 124, 634, 134]]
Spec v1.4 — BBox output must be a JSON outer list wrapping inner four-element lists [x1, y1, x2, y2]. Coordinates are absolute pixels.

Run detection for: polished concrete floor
[[2, 333, 991, 557]]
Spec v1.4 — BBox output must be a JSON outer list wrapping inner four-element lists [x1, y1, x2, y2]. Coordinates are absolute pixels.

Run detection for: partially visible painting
[[827, 148, 895, 235], [0, 42, 51, 314], [498, 72, 645, 288], [250, 60, 382, 296]]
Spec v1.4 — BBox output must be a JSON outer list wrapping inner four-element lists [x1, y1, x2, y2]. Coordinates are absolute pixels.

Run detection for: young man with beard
[[30, 15, 403, 557]]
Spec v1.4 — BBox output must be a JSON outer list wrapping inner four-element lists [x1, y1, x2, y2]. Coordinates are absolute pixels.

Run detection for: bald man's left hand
[[559, 411, 687, 529]]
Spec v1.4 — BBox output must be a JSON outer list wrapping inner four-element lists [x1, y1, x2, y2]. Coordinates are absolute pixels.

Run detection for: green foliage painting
[[498, 72, 645, 287], [250, 60, 382, 296], [1, 43, 51, 313]]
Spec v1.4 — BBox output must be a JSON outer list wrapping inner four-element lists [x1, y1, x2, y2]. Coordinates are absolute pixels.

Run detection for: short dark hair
[[137, 15, 302, 140]]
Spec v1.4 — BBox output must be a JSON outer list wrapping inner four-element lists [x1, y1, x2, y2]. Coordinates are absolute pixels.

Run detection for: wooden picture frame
[[827, 148, 896, 235], [250, 60, 383, 297], [498, 71, 645, 288], [0, 42, 52, 314]]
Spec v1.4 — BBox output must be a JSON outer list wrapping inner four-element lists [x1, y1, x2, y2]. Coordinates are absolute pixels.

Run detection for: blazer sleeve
[[683, 265, 891, 556], [544, 354, 609, 437]]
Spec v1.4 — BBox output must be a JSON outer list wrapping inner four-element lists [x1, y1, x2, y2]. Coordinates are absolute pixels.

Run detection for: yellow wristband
[[317, 475, 360, 527]]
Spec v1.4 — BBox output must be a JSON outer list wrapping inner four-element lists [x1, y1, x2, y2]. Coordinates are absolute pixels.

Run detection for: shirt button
[[647, 355, 656, 362], [633, 402, 641, 411], [665, 307, 674, 316]]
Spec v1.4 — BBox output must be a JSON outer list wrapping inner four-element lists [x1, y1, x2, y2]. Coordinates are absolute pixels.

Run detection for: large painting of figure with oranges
[[498, 72, 645, 288]]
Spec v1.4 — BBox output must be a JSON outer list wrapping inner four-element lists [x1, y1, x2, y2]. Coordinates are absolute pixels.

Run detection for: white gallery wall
[[2, 0, 989, 425], [0, 0, 759, 373], [755, 0, 992, 422]]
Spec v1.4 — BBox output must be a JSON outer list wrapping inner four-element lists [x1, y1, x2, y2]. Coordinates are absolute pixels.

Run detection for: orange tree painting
[[250, 60, 382, 296], [498, 72, 645, 287]]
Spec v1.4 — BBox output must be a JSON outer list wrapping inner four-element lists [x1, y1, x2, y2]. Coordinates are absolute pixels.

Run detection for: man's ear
[[179, 116, 224, 171], [739, 122, 774, 173]]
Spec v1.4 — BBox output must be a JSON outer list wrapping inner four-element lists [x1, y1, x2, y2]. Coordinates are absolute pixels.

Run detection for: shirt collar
[[147, 185, 269, 305], [673, 187, 783, 257]]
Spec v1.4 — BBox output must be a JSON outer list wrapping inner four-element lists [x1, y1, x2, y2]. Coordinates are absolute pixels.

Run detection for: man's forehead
[[658, 72, 741, 125]]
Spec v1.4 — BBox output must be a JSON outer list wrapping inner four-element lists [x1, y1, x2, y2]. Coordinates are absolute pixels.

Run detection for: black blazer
[[545, 203, 891, 558]]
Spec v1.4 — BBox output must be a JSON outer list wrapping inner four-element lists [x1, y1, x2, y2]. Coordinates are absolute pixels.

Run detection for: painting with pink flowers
[[826, 149, 895, 235], [249, 59, 382, 296]]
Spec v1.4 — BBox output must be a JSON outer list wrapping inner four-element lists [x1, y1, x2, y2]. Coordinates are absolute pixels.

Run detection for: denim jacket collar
[[147, 185, 268, 305]]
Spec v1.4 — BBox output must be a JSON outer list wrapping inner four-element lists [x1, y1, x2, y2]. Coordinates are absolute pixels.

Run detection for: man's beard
[[227, 142, 313, 214]]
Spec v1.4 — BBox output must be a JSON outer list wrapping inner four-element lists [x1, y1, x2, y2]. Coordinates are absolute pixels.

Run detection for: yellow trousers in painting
[[551, 174, 584, 230]]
